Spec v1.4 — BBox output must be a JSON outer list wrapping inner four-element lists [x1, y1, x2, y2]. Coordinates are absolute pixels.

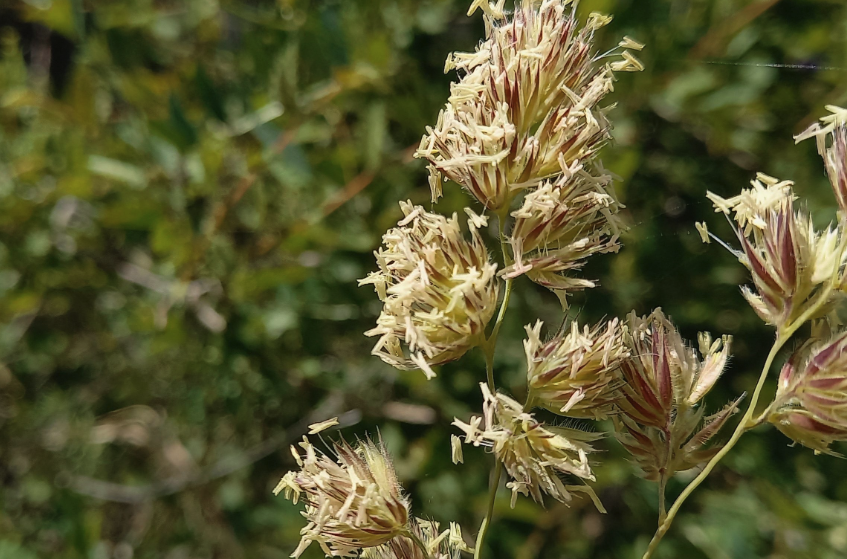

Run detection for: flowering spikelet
[[274, 437, 410, 557], [796, 105, 847, 214], [504, 165, 625, 303], [614, 309, 741, 481], [453, 382, 600, 509], [524, 318, 629, 419], [707, 174, 846, 329], [362, 519, 471, 559], [769, 332, 847, 455], [359, 201, 499, 379], [416, 0, 643, 210]]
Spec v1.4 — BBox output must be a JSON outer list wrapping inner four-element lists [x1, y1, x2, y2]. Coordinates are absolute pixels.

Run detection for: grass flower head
[[360, 201, 499, 379], [524, 317, 629, 419], [275, 437, 410, 557]]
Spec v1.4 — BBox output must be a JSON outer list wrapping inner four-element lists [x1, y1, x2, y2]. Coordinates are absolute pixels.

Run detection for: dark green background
[[1, 1, 846, 558]]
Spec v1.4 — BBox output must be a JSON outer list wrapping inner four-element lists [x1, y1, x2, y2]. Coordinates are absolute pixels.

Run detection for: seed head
[[416, 0, 643, 210], [614, 309, 741, 481], [453, 383, 600, 509], [796, 105, 847, 214], [707, 175, 846, 329], [503, 166, 624, 303], [362, 519, 471, 559], [360, 202, 499, 379], [769, 332, 847, 455], [275, 437, 410, 557], [524, 318, 629, 419]]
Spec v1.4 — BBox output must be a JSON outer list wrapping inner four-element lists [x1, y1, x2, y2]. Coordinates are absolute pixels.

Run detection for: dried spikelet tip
[[769, 333, 847, 455], [307, 417, 339, 434], [360, 201, 499, 379], [453, 383, 602, 510], [278, 437, 410, 557], [524, 318, 629, 419]]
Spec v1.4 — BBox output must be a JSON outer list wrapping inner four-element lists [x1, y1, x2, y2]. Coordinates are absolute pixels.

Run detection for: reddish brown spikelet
[[614, 309, 741, 481], [769, 333, 847, 455]]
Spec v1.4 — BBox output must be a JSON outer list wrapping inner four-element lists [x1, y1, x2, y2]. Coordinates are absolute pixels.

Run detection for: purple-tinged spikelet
[[707, 174, 846, 329], [524, 317, 629, 419], [769, 332, 847, 455], [614, 310, 741, 481]]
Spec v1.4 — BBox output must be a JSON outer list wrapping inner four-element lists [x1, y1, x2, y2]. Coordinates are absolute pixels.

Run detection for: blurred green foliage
[[1, 1, 846, 558]]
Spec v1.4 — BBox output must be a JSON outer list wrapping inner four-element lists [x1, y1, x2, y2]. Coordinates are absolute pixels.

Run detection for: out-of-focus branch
[[64, 398, 355, 504]]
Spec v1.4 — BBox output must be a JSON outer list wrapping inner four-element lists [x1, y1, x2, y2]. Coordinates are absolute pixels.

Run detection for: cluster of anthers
[[359, 201, 498, 379], [453, 383, 600, 508]]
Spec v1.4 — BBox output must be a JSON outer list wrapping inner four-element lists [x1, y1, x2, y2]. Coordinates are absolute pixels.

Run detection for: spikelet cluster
[[453, 383, 599, 508], [524, 318, 629, 419], [359, 201, 499, 379], [417, 0, 642, 211], [707, 174, 845, 329], [796, 105, 847, 215], [769, 333, 847, 455], [275, 438, 410, 557], [363, 519, 470, 559], [614, 310, 740, 481], [415, 0, 641, 301], [504, 166, 624, 303]]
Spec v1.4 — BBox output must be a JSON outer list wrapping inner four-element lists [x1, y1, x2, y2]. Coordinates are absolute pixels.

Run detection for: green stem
[[474, 463, 503, 559], [474, 210, 515, 557], [482, 213, 515, 389]]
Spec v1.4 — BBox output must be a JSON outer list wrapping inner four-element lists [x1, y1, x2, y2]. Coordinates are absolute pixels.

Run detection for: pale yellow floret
[[307, 417, 339, 434]]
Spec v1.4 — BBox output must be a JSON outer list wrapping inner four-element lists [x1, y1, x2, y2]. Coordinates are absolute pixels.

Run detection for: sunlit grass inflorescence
[[275, 437, 410, 557], [359, 201, 499, 379], [524, 317, 629, 419], [453, 383, 600, 508]]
